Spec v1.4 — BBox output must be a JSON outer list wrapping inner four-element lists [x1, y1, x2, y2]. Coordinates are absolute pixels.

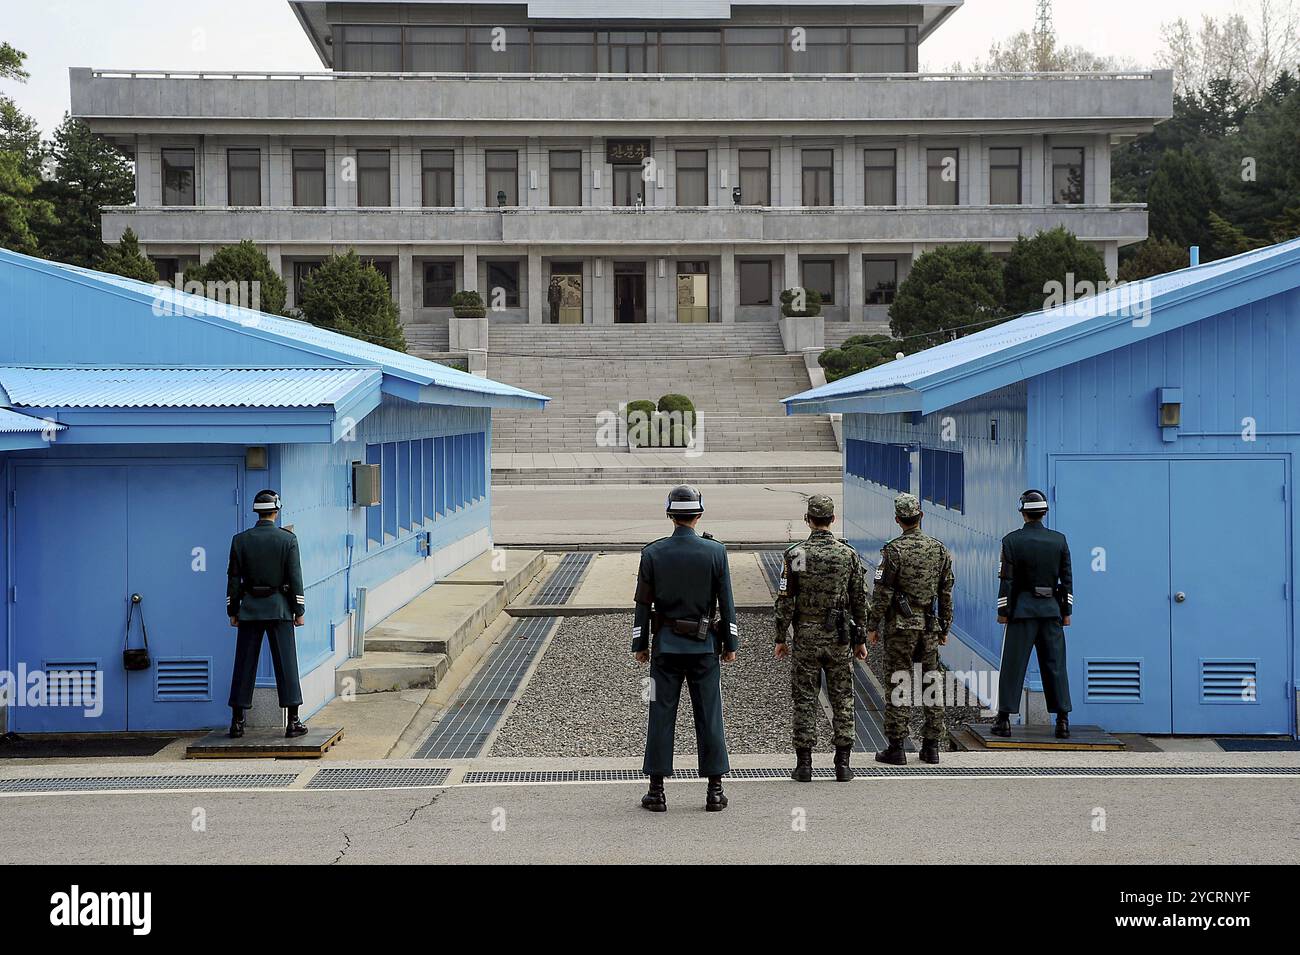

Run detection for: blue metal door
[[1170, 459, 1290, 734], [125, 463, 241, 731], [1053, 459, 1173, 733], [11, 465, 130, 732]]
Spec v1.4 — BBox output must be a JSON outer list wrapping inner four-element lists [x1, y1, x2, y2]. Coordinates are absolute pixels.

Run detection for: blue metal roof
[[785, 237, 1300, 416], [0, 407, 63, 433], [0, 249, 547, 410], [0, 366, 381, 410]]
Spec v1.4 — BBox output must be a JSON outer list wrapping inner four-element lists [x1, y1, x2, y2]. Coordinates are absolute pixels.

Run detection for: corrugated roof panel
[[48, 260, 547, 406], [786, 237, 1300, 408], [0, 367, 381, 409], [0, 407, 64, 433]]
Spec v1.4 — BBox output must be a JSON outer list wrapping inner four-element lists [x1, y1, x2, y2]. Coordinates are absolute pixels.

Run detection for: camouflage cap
[[806, 494, 835, 521], [894, 492, 922, 519]]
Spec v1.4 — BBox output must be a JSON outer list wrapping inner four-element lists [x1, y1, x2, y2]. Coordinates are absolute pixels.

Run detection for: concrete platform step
[[336, 652, 450, 694]]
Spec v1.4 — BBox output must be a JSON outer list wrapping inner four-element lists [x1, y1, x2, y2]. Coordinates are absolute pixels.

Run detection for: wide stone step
[[335, 651, 450, 694]]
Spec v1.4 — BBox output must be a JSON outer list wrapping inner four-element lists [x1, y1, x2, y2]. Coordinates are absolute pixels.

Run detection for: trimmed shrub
[[818, 334, 904, 382], [452, 290, 487, 318], [780, 287, 823, 318]]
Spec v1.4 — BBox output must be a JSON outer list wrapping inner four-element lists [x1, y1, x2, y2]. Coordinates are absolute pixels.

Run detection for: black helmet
[[1018, 489, 1049, 516], [666, 484, 705, 517], [253, 489, 283, 513]]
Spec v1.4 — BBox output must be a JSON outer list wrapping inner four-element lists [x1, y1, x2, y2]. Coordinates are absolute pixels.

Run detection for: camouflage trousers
[[790, 626, 855, 749], [882, 627, 945, 742]]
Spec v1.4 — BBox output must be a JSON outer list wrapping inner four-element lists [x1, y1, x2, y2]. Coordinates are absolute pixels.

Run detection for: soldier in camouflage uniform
[[774, 495, 868, 782], [866, 493, 955, 766]]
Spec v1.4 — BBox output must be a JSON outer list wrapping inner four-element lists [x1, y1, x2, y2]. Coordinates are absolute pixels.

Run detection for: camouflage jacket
[[774, 530, 868, 644], [865, 527, 954, 633]]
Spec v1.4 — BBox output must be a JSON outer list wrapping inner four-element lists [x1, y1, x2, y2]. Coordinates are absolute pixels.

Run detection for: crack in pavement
[[385, 789, 444, 832], [331, 830, 352, 866]]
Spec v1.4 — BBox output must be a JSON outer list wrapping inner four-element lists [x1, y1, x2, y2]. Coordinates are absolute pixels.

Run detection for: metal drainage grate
[[0, 774, 297, 794], [530, 552, 593, 605], [305, 767, 451, 791], [758, 550, 785, 593], [414, 615, 558, 760], [459, 766, 1300, 785]]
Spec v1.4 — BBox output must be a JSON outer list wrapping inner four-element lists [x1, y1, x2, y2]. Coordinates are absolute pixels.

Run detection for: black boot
[[919, 738, 940, 764], [285, 707, 308, 739], [706, 776, 728, 812], [1056, 715, 1070, 739], [791, 746, 813, 782], [834, 744, 854, 782], [875, 738, 906, 766], [641, 775, 667, 812], [991, 712, 1012, 737], [228, 707, 245, 739]]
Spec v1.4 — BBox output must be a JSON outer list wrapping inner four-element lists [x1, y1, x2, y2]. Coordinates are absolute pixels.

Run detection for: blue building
[[0, 248, 546, 733], [786, 238, 1300, 738]]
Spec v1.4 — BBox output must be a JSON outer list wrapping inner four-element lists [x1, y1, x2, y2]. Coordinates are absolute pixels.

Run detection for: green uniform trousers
[[228, 620, 303, 709], [998, 618, 1072, 715], [643, 651, 730, 777], [791, 628, 855, 749], [882, 628, 945, 741]]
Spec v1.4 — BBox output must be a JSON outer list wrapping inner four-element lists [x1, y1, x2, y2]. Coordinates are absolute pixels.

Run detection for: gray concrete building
[[70, 0, 1173, 347]]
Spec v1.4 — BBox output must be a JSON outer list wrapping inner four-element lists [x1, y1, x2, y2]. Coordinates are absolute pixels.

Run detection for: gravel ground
[[489, 611, 833, 758], [862, 640, 989, 746]]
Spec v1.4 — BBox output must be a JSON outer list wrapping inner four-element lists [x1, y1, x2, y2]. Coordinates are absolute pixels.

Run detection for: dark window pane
[[293, 260, 324, 305], [802, 260, 835, 304], [802, 149, 833, 206], [161, 148, 195, 206], [470, 27, 530, 71], [341, 26, 402, 72], [423, 261, 455, 307], [1052, 147, 1085, 204], [485, 150, 518, 206], [292, 149, 326, 207], [927, 148, 959, 205], [989, 147, 1022, 204], [724, 28, 785, 72], [486, 261, 520, 307], [549, 150, 582, 206], [738, 150, 770, 205], [534, 31, 596, 72], [792, 28, 847, 73], [864, 259, 897, 305], [357, 149, 391, 207], [421, 149, 455, 207], [661, 31, 723, 73], [739, 260, 771, 306], [407, 27, 467, 71], [864, 148, 897, 205], [227, 148, 260, 206], [676, 150, 708, 206]]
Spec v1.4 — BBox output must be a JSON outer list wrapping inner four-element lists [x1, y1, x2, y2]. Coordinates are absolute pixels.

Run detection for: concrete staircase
[[824, 321, 893, 349], [404, 323, 451, 352], [489, 322, 786, 357], [334, 549, 544, 694]]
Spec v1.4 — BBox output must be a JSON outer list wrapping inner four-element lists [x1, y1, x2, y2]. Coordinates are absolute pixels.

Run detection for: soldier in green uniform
[[866, 492, 955, 766], [994, 489, 1074, 739], [226, 489, 308, 739], [632, 485, 738, 813], [774, 494, 868, 783]]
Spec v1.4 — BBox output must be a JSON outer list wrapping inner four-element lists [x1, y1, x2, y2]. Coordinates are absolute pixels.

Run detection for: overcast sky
[[0, 0, 1259, 134]]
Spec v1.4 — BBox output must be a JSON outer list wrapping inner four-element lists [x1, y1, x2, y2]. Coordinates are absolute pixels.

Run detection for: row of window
[[414, 257, 896, 310], [337, 24, 915, 75], [846, 440, 967, 513], [158, 145, 1087, 208], [364, 434, 486, 550]]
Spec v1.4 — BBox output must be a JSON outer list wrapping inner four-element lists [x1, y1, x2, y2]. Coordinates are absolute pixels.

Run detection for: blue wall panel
[[844, 384, 1028, 663]]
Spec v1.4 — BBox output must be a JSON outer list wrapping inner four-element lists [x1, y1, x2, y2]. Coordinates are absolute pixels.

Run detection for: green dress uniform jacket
[[632, 525, 737, 777], [226, 520, 306, 622], [996, 522, 1074, 715]]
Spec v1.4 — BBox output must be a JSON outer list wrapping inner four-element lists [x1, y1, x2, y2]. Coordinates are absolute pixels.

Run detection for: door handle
[[1174, 591, 1187, 603]]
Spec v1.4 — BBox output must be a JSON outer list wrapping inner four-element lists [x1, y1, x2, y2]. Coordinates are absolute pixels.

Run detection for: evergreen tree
[[1003, 227, 1109, 317], [298, 251, 406, 352], [184, 240, 287, 315], [34, 115, 136, 267], [98, 228, 159, 284], [1146, 149, 1221, 250], [0, 41, 53, 255], [889, 245, 1006, 349], [1118, 238, 1195, 282]]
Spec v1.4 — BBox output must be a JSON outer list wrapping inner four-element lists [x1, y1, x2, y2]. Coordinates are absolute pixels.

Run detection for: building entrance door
[[613, 167, 644, 207], [614, 267, 646, 324]]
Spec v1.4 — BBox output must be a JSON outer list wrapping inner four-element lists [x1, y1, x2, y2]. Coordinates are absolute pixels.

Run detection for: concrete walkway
[[492, 482, 842, 546]]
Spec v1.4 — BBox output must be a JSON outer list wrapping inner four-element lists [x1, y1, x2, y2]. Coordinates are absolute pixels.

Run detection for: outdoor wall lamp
[[1159, 387, 1182, 443]]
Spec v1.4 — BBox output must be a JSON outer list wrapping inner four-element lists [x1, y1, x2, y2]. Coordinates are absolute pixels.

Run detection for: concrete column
[[968, 135, 985, 206], [848, 249, 865, 324], [784, 247, 801, 294], [463, 137, 479, 206], [397, 249, 414, 326], [779, 137, 796, 206], [654, 258, 673, 325], [463, 246, 479, 293], [1104, 242, 1119, 282], [905, 136, 922, 205], [719, 246, 736, 324], [1094, 133, 1111, 204], [527, 247, 544, 324]]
